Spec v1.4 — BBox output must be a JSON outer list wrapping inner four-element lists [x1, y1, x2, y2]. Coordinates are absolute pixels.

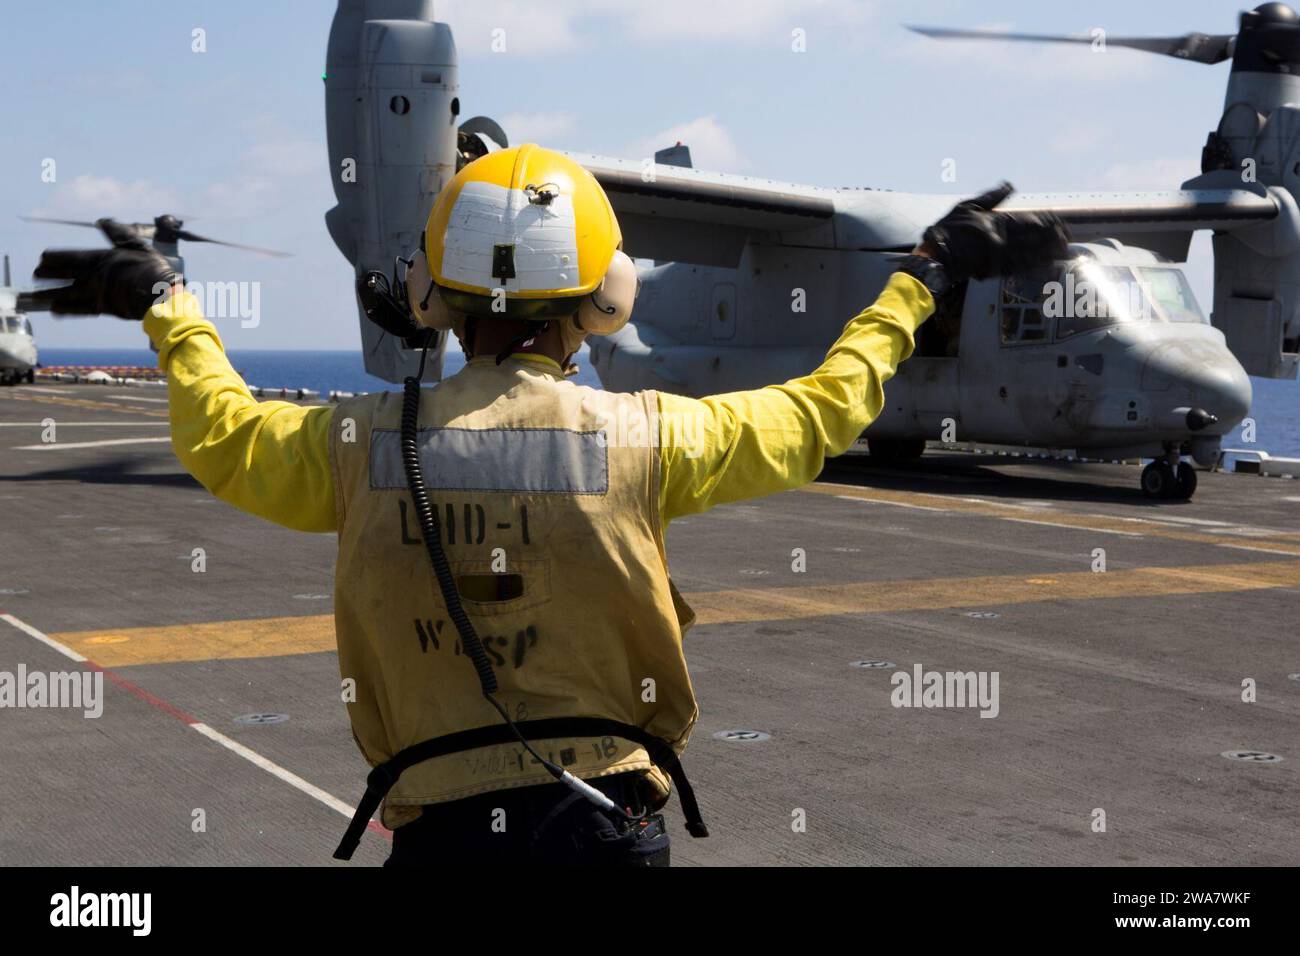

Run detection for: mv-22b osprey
[[0, 255, 37, 386], [324, 1, 1300, 500]]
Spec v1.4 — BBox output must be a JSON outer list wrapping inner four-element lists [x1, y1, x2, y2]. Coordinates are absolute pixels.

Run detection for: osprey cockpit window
[[999, 266, 1056, 346], [1055, 263, 1163, 340], [1136, 267, 1207, 325]]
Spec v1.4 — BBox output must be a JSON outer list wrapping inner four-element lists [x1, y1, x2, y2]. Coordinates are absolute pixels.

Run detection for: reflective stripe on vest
[[329, 360, 699, 829]]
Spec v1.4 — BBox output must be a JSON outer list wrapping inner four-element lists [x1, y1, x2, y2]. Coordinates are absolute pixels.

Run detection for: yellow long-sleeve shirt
[[142, 272, 933, 530]]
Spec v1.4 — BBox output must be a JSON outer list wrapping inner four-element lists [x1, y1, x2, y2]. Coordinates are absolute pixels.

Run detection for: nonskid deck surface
[[1, 382, 1297, 865]]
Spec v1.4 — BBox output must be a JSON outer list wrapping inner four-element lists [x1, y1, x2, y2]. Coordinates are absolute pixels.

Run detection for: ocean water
[[38, 346, 602, 393], [37, 347, 1300, 458]]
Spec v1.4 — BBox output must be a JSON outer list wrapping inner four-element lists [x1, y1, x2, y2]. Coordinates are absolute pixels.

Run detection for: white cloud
[[195, 136, 323, 220], [28, 174, 183, 222], [437, 0, 584, 56], [1098, 157, 1200, 191], [890, 24, 1158, 82], [26, 130, 321, 229], [618, 0, 875, 43], [197, 176, 277, 221], [243, 138, 321, 178], [624, 115, 745, 171], [499, 111, 578, 146], [440, 0, 878, 56]]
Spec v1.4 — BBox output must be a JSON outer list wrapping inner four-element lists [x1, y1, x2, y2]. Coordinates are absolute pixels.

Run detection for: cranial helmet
[[407, 144, 637, 353]]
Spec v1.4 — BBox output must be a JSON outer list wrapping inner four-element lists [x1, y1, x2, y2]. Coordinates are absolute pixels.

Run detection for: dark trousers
[[385, 771, 671, 866]]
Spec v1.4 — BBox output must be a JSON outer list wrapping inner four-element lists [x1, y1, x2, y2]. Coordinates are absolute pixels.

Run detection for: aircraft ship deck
[[2, 381, 1297, 866]]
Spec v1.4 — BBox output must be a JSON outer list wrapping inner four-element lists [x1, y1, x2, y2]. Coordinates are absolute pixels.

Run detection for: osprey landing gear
[[1141, 447, 1197, 501], [867, 438, 927, 462]]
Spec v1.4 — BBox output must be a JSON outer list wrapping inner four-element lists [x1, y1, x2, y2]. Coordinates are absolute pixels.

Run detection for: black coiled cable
[[400, 372, 498, 694]]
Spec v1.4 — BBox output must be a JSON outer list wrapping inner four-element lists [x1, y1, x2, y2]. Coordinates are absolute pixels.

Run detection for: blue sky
[[0, 0, 1249, 351]]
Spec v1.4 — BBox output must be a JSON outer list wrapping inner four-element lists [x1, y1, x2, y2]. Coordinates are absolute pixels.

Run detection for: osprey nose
[[1143, 344, 1252, 434], [1185, 363, 1252, 432]]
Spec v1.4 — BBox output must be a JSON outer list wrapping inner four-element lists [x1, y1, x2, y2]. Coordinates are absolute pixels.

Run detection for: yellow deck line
[[54, 614, 337, 667], [43, 558, 1300, 667], [808, 481, 1300, 551], [0, 392, 169, 418], [687, 559, 1300, 625]]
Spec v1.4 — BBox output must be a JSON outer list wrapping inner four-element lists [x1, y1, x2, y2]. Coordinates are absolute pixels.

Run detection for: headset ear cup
[[577, 249, 637, 336], [407, 249, 455, 331]]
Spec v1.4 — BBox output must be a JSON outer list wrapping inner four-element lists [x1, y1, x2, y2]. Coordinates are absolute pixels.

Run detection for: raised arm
[[26, 222, 337, 533], [654, 183, 1070, 522], [657, 272, 932, 520], [143, 291, 337, 533]]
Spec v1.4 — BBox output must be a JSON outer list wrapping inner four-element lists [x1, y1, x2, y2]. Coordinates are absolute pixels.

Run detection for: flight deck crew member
[[30, 145, 1066, 866]]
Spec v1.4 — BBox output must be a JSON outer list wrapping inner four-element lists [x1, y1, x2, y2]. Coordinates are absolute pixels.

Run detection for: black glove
[[922, 183, 1069, 282], [26, 219, 183, 320]]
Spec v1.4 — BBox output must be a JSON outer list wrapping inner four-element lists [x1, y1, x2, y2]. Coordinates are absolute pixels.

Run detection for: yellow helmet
[[422, 144, 622, 319]]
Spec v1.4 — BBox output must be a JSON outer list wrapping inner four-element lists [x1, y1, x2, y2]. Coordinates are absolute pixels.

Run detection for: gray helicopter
[[15, 214, 289, 346], [17, 214, 290, 277], [0, 255, 37, 385], [327, 1, 1300, 499]]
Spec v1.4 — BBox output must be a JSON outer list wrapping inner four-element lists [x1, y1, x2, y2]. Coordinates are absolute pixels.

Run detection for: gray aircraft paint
[[321, 2, 1295, 490], [324, 0, 457, 384], [0, 255, 37, 383]]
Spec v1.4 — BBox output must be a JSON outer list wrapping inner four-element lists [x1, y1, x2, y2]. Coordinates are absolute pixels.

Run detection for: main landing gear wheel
[[1141, 460, 1197, 500], [1141, 461, 1173, 499], [867, 438, 927, 462]]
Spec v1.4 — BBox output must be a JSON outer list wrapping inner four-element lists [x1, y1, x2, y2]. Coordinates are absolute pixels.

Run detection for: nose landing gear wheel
[[1141, 461, 1173, 499], [1141, 460, 1197, 500]]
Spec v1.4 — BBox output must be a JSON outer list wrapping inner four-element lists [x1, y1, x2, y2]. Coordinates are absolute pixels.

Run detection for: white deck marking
[[835, 495, 948, 512], [1220, 544, 1300, 556], [0, 421, 167, 427], [12, 437, 171, 450], [0, 612, 87, 662], [955, 497, 1036, 510], [1139, 515, 1236, 528], [0, 612, 372, 831], [189, 723, 357, 819], [1001, 517, 1145, 537], [98, 394, 170, 404], [824, 485, 1298, 548]]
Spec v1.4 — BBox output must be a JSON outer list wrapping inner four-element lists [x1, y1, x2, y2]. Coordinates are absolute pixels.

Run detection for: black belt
[[334, 716, 709, 860]]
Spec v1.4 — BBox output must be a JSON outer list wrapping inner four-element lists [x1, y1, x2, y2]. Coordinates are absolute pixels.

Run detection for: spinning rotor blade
[[20, 215, 156, 240], [19, 215, 100, 229], [173, 229, 292, 258], [19, 214, 289, 257], [906, 25, 1236, 65]]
